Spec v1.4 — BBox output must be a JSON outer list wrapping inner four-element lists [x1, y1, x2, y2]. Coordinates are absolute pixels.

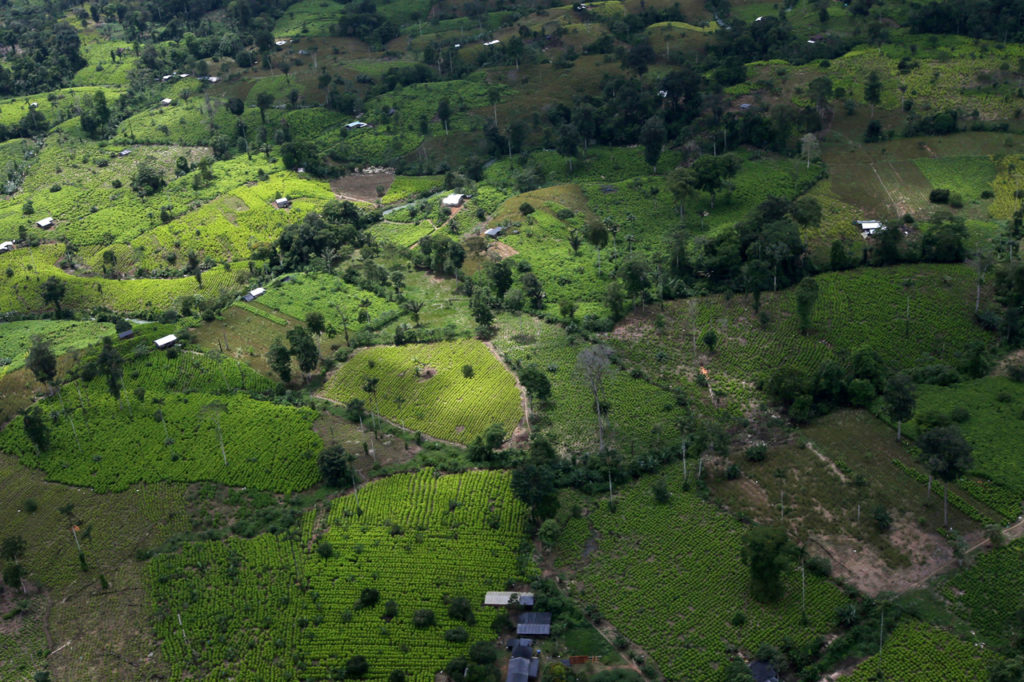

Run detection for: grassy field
[[258, 272, 403, 336], [149, 468, 530, 680], [0, 319, 114, 377], [553, 461, 848, 680], [321, 339, 523, 444], [0, 350, 323, 492], [606, 264, 992, 415]]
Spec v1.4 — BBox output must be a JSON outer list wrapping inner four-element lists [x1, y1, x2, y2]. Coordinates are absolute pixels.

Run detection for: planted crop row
[[947, 539, 1024, 649], [149, 469, 530, 680], [889, 459, 991, 524], [844, 620, 994, 680], [234, 301, 288, 325]]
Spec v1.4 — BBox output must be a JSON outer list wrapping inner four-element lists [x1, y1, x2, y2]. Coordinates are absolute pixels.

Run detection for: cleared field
[[554, 461, 848, 680], [149, 468, 530, 680], [321, 339, 523, 444]]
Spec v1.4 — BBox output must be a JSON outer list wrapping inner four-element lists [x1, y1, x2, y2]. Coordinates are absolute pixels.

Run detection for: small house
[[207, 76, 220, 83], [118, 149, 131, 157], [179, 73, 189, 78], [154, 334, 178, 350], [118, 329, 135, 340], [36, 217, 54, 229], [275, 197, 291, 208], [442, 193, 466, 208], [483, 39, 501, 46], [161, 74, 173, 81], [484, 591, 534, 607], [275, 39, 288, 46], [0, 240, 14, 253], [516, 612, 551, 637], [506, 645, 540, 682], [29, 101, 38, 108], [505, 638, 533, 650], [346, 121, 368, 129], [249, 287, 266, 299], [160, 98, 173, 106], [484, 226, 505, 238], [856, 220, 886, 238]]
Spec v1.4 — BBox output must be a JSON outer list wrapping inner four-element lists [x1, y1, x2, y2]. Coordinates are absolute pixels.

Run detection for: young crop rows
[[0, 352, 320, 492], [149, 468, 530, 680], [947, 539, 1024, 649], [555, 462, 848, 680], [844, 620, 995, 680], [321, 339, 523, 444], [259, 272, 402, 335]]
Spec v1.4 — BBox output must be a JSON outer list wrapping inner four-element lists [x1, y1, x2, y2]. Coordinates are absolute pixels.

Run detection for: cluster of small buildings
[[484, 592, 549, 682], [159, 73, 219, 84], [856, 219, 887, 238]]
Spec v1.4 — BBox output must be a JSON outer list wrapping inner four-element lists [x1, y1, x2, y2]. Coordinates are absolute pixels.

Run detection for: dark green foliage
[[345, 655, 369, 679], [741, 525, 792, 603], [412, 609, 435, 628], [447, 596, 475, 624], [519, 364, 551, 401], [267, 338, 292, 384]]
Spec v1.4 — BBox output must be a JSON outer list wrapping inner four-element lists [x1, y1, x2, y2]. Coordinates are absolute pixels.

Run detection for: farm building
[[505, 638, 533, 650], [516, 612, 551, 636], [274, 39, 288, 46], [346, 121, 368, 129], [160, 98, 173, 106], [0, 240, 14, 253], [856, 220, 886, 238], [118, 329, 135, 340], [275, 197, 291, 208], [749, 661, 779, 682], [243, 287, 266, 302], [118, 149, 131, 157], [154, 334, 177, 350], [442, 193, 466, 207], [484, 39, 501, 46], [484, 226, 505, 238], [506, 644, 539, 682], [484, 591, 534, 607], [36, 217, 54, 229]]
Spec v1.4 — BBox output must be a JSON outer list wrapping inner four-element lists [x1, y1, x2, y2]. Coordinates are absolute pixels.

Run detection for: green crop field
[[844, 621, 995, 681], [380, 175, 443, 204], [946, 539, 1024, 650], [607, 264, 991, 415], [258, 272, 403, 335], [149, 468, 530, 680], [0, 319, 114, 376], [494, 314, 694, 454], [369, 219, 437, 248], [914, 156, 996, 205], [274, 0, 347, 36], [321, 339, 523, 444], [908, 376, 1024, 496], [554, 461, 848, 679], [0, 350, 322, 492]]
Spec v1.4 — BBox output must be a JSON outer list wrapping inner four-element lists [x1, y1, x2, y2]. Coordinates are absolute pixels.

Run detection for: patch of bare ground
[[489, 240, 519, 259], [811, 516, 954, 596], [330, 170, 395, 203]]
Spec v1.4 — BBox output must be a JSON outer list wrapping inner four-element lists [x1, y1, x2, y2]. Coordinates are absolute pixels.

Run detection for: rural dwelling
[[154, 334, 177, 350], [160, 98, 173, 106], [118, 329, 135, 340], [36, 217, 54, 229], [118, 149, 131, 157], [484, 39, 501, 46], [346, 121, 368, 129], [856, 220, 886, 238], [484, 591, 534, 607], [275, 197, 291, 208], [442, 193, 466, 208], [516, 612, 551, 636], [0, 240, 14, 253], [506, 643, 540, 682], [243, 287, 266, 303], [484, 226, 505, 238], [749, 661, 779, 682]]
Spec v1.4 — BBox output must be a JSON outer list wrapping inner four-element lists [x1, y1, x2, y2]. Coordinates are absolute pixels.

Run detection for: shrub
[[23, 499, 37, 513], [447, 597, 475, 624], [49, 183, 61, 192], [745, 444, 767, 462], [949, 192, 964, 208], [444, 627, 469, 642], [345, 655, 369, 679], [383, 600, 398, 620], [358, 587, 380, 608], [731, 611, 746, 627], [873, 506, 892, 532], [412, 609, 435, 628], [950, 406, 970, 423], [806, 555, 831, 577], [462, 364, 474, 378], [929, 188, 950, 204]]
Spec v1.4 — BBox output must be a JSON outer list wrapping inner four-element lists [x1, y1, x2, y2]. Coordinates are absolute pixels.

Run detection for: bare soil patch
[[331, 171, 395, 203]]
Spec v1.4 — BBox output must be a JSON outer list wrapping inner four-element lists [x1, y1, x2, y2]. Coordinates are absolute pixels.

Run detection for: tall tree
[[267, 337, 292, 384], [884, 372, 915, 442], [96, 337, 123, 405], [639, 115, 667, 173], [256, 92, 274, 123], [26, 336, 56, 390], [919, 426, 973, 527], [287, 326, 319, 381], [41, 276, 66, 314], [556, 123, 581, 174], [668, 167, 696, 218], [741, 525, 792, 603], [437, 98, 451, 135], [577, 345, 612, 452], [864, 70, 882, 117], [22, 406, 49, 453], [586, 222, 609, 272], [795, 277, 819, 334]]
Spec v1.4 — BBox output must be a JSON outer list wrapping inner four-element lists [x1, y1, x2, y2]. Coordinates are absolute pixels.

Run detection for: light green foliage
[[914, 156, 996, 205], [0, 87, 120, 129], [380, 175, 444, 204], [843, 621, 995, 681], [799, 182, 862, 264], [72, 39, 136, 86], [990, 154, 1024, 219], [273, 0, 347, 36], [609, 264, 991, 415], [259, 273, 402, 334], [0, 319, 114, 377], [494, 315, 688, 453], [554, 462, 847, 680], [947, 539, 1024, 649], [0, 351, 321, 492], [321, 339, 522, 444], [0, 244, 245, 314], [149, 468, 530, 679], [369, 219, 436, 247], [234, 301, 288, 325], [909, 376, 1024, 495], [366, 80, 500, 137], [484, 146, 684, 187]]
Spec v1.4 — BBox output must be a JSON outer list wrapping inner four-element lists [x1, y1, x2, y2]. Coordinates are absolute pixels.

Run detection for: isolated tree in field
[[403, 299, 424, 326], [287, 326, 319, 380], [864, 71, 882, 117], [586, 222, 609, 271], [702, 328, 718, 354], [363, 376, 380, 434], [1, 535, 26, 562], [26, 336, 56, 390], [800, 133, 820, 169], [577, 345, 612, 452], [2, 562, 24, 592], [256, 92, 274, 123], [41, 276, 66, 313], [919, 426, 973, 527], [305, 311, 325, 336], [668, 166, 696, 218], [519, 364, 551, 402], [22, 406, 48, 453], [741, 525, 792, 603], [470, 288, 494, 328], [319, 444, 355, 487], [267, 338, 292, 384], [884, 372, 915, 442], [639, 115, 666, 172], [437, 98, 451, 135], [96, 337, 123, 405], [795, 277, 819, 334], [619, 256, 650, 308]]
